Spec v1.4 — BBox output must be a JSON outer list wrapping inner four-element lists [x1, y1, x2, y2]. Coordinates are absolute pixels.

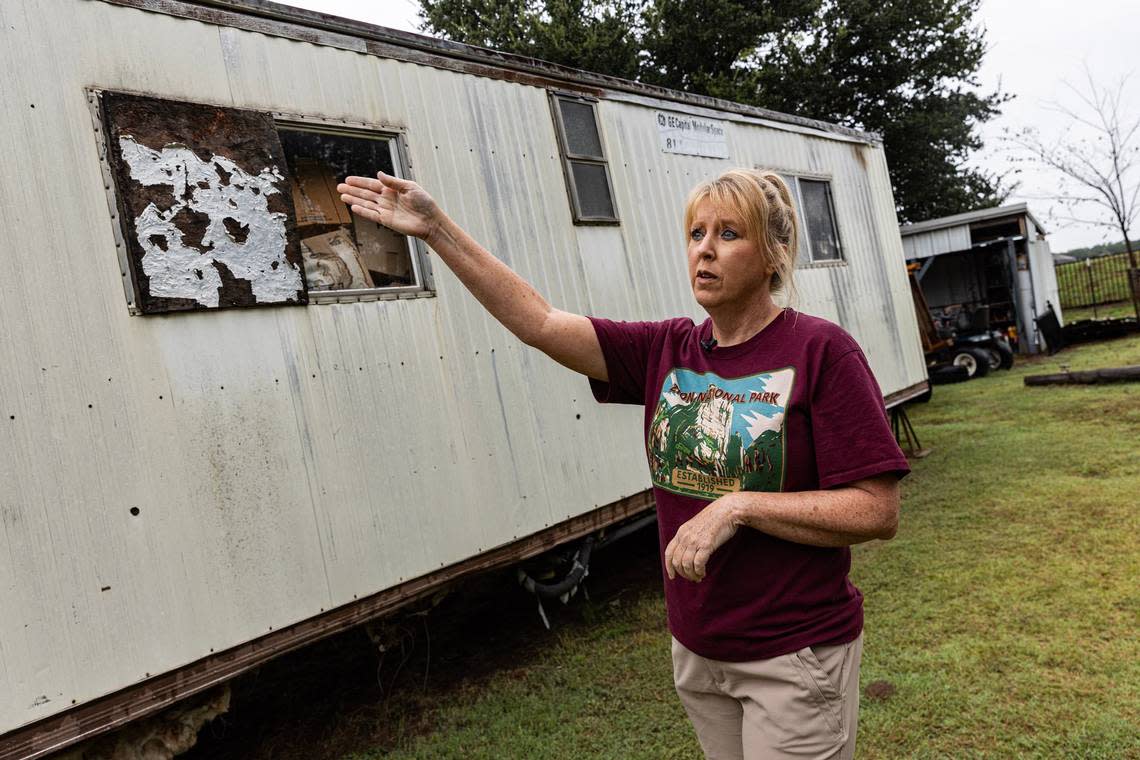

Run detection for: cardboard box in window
[[300, 229, 374, 290], [355, 217, 414, 283], [290, 159, 352, 228]]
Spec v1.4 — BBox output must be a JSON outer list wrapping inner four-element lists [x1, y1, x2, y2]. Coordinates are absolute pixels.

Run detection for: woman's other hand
[[664, 496, 740, 582], [338, 172, 441, 242]]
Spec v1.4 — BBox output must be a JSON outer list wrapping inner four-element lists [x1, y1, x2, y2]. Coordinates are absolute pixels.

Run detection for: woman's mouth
[[696, 270, 717, 282]]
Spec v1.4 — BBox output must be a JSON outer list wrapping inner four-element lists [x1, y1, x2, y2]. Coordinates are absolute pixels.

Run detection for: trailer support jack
[[892, 405, 931, 459]]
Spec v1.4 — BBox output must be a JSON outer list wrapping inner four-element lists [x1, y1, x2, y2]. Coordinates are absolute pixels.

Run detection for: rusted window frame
[[776, 171, 847, 269], [549, 93, 620, 225], [87, 87, 148, 315], [271, 113, 436, 304]]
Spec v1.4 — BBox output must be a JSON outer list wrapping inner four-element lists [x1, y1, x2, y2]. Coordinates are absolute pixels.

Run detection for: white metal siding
[[1028, 237, 1063, 325], [0, 0, 924, 734], [901, 224, 973, 261]]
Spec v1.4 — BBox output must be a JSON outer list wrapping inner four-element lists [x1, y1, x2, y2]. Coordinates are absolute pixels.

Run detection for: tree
[[637, 0, 820, 98], [418, 0, 1010, 223], [418, 0, 644, 79], [1006, 69, 1140, 318], [740, 0, 1010, 222]]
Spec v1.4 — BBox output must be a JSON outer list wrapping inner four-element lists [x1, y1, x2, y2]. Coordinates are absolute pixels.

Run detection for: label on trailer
[[656, 111, 729, 158]]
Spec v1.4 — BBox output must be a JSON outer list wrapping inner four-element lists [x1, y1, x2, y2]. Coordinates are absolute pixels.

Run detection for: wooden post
[[1024, 365, 1140, 385]]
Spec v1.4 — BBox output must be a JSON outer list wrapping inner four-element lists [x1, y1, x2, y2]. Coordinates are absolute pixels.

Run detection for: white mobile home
[[0, 1, 927, 755]]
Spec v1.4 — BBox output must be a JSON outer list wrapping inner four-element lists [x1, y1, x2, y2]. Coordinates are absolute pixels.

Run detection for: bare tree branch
[[1003, 68, 1139, 261]]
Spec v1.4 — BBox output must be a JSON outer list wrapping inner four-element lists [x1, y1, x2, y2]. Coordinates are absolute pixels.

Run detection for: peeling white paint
[[118, 136, 303, 307]]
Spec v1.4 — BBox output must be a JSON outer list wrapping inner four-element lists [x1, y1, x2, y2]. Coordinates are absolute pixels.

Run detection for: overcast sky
[[278, 0, 1137, 252]]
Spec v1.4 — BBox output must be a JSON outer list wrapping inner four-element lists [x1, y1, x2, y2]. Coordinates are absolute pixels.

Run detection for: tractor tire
[[930, 364, 971, 384], [982, 346, 1015, 371], [951, 347, 991, 379], [983, 348, 1002, 372]]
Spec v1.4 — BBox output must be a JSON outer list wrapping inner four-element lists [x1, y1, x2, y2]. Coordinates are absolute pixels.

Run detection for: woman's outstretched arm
[[339, 173, 607, 381]]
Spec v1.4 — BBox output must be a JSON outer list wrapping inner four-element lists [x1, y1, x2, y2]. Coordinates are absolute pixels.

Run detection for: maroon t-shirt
[[588, 309, 909, 661]]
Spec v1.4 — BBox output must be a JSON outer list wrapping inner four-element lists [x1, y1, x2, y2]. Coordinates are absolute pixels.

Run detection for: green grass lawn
[[345, 336, 1140, 760], [1064, 299, 1137, 322]]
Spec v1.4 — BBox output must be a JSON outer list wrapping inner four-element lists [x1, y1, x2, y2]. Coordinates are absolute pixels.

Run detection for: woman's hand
[[664, 496, 740, 582], [337, 169, 607, 381], [338, 172, 442, 242]]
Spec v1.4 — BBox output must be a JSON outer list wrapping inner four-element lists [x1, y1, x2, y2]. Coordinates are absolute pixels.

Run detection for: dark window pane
[[278, 128, 414, 290], [558, 99, 604, 159], [278, 128, 396, 183], [571, 161, 616, 219], [800, 179, 842, 262]]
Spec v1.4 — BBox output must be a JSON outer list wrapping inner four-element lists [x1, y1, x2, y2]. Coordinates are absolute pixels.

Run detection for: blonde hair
[[683, 169, 800, 304]]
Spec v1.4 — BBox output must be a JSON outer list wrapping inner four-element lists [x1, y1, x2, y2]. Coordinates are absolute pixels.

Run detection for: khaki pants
[[672, 633, 863, 760]]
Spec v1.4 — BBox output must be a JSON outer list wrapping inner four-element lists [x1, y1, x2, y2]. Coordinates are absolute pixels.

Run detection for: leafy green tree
[[419, 0, 644, 79], [742, 0, 1010, 222], [418, 0, 1010, 222], [638, 0, 819, 98]]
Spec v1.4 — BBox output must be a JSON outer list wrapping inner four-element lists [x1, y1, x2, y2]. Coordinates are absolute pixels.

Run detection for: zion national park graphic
[[648, 367, 795, 500]]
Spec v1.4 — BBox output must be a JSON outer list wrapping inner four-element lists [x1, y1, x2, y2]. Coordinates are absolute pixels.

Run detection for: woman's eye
[[721, 229, 738, 240], [690, 228, 704, 241]]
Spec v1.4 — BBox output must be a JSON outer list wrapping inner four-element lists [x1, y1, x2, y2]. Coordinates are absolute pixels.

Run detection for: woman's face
[[687, 201, 771, 311]]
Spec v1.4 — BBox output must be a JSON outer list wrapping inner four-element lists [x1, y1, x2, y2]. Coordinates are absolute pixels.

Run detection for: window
[[550, 94, 619, 224], [778, 174, 844, 266], [94, 90, 429, 315], [276, 124, 422, 296]]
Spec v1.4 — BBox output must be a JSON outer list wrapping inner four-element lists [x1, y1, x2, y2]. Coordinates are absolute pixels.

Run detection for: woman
[[338, 168, 908, 760]]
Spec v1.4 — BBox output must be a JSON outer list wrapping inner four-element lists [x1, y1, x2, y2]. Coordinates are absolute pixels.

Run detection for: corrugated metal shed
[[898, 203, 1061, 352], [900, 202, 1046, 236], [900, 202, 1047, 260], [0, 0, 926, 753], [900, 224, 974, 261]]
